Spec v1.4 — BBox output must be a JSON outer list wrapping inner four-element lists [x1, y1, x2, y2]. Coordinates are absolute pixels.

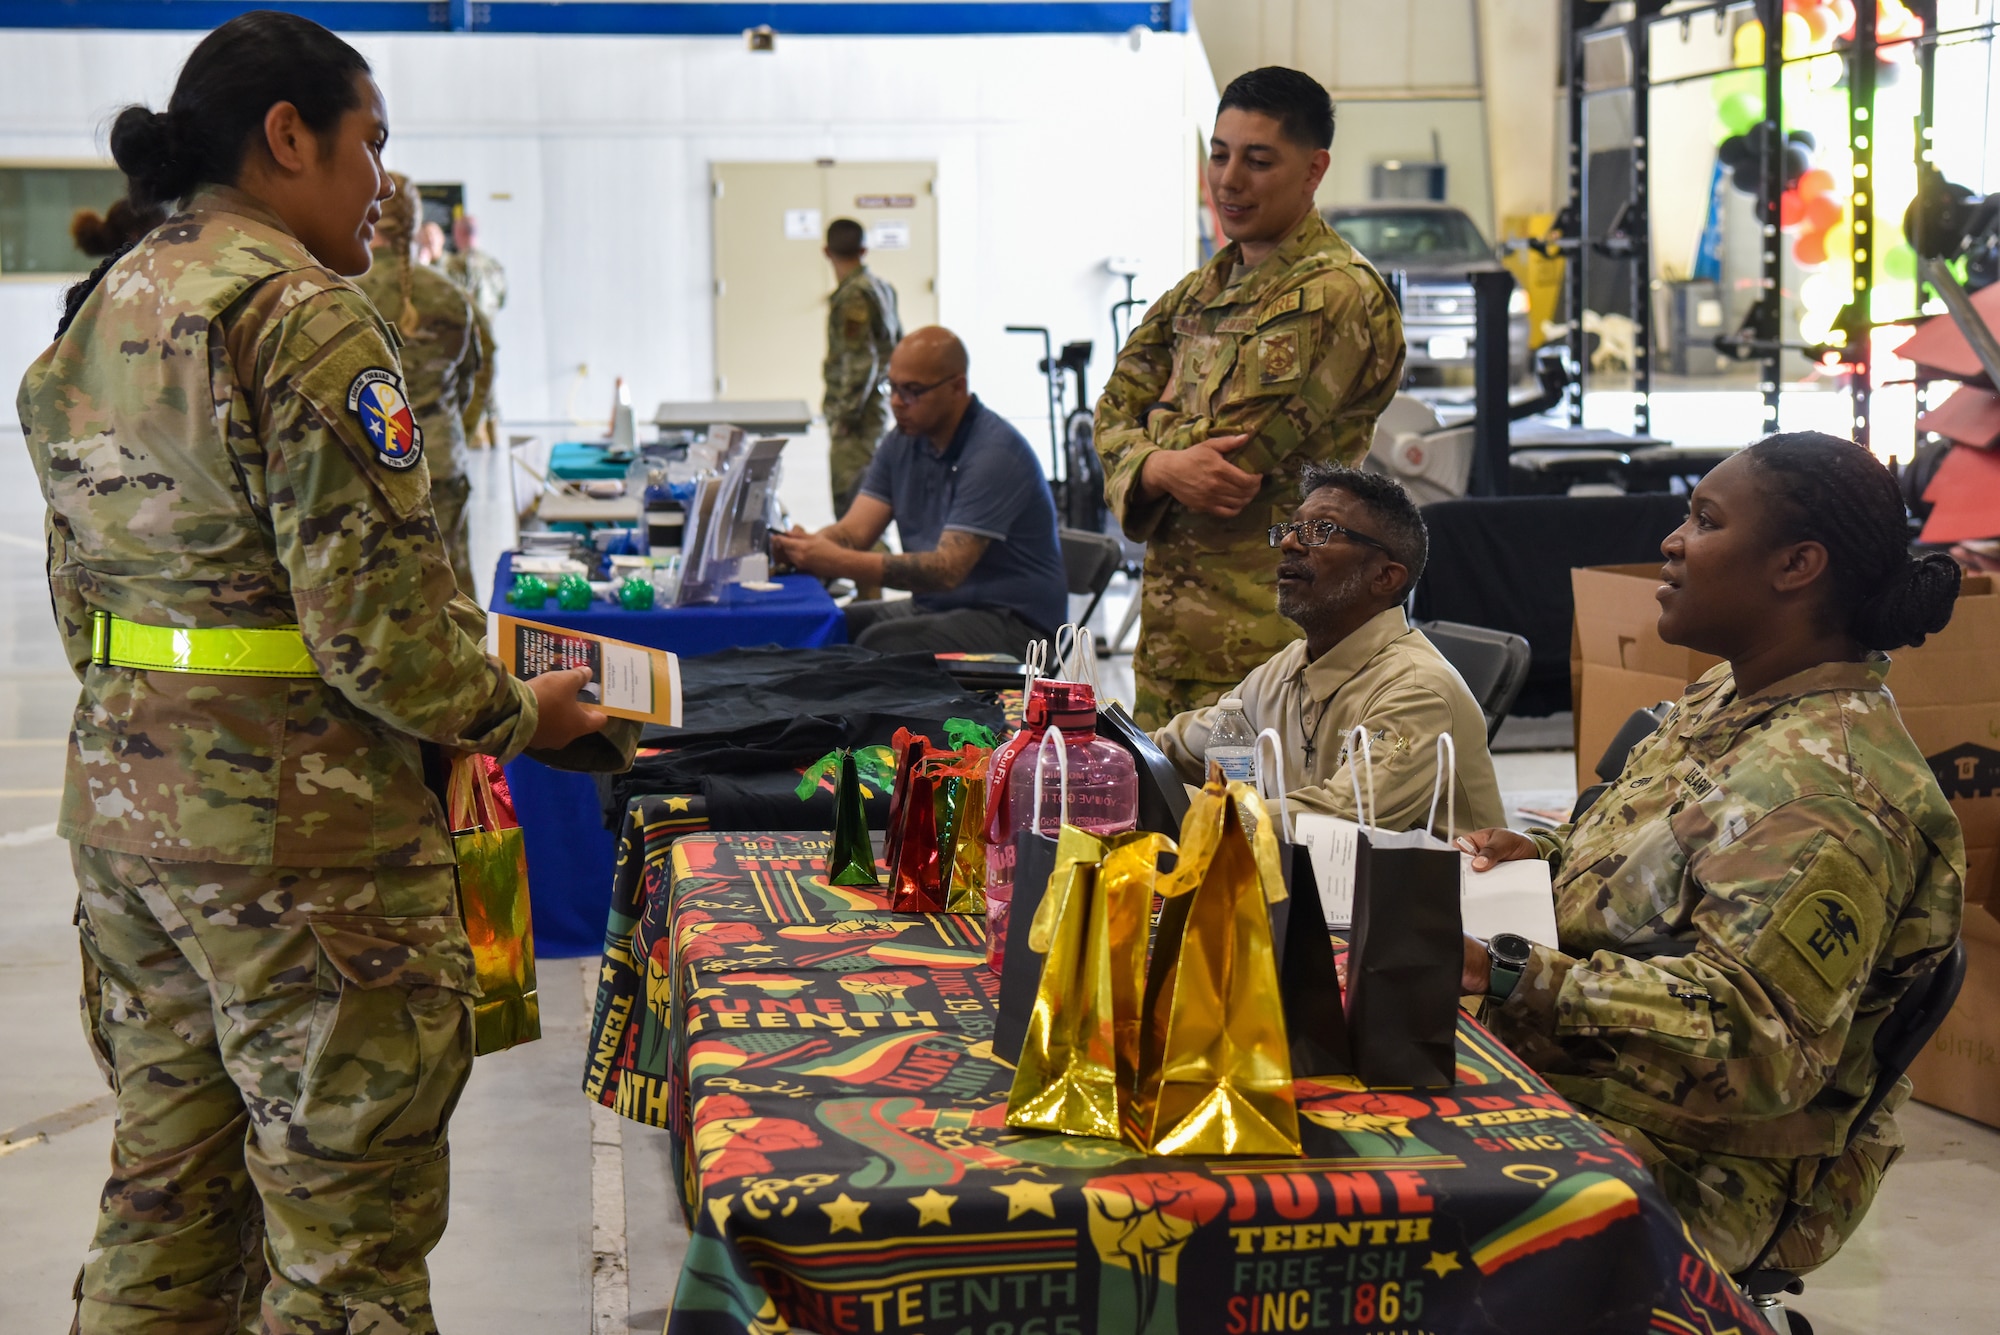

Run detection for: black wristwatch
[[1485, 933, 1533, 1002]]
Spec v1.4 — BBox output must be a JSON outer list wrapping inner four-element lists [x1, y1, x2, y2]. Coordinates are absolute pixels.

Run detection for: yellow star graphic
[[599, 962, 617, 984], [991, 1180, 1060, 1220], [819, 1192, 869, 1235], [907, 1189, 958, 1227], [738, 944, 778, 954], [664, 795, 694, 813], [1423, 1251, 1462, 1278]]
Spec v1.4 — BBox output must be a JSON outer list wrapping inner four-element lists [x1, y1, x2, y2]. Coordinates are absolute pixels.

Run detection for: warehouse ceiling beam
[[0, 1, 1188, 35]]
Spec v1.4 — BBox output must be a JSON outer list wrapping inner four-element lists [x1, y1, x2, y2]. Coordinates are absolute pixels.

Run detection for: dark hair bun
[[109, 104, 198, 209], [1854, 551, 1962, 650]]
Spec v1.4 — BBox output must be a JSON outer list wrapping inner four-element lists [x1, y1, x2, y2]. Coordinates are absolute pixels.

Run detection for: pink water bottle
[[983, 679, 1137, 973]]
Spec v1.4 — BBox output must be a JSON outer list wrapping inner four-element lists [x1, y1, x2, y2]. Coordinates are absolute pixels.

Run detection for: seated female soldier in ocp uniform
[[1459, 432, 1965, 1276]]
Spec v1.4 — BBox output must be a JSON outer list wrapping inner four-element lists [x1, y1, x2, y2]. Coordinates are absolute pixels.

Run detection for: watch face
[[1490, 933, 1534, 968]]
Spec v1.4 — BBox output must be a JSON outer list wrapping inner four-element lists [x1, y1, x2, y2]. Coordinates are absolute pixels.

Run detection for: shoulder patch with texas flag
[[346, 368, 424, 471]]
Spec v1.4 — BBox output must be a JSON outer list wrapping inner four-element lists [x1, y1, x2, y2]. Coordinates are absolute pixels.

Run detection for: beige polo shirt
[[1152, 606, 1507, 836]]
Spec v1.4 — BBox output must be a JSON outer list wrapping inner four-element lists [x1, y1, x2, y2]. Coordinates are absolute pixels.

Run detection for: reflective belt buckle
[[91, 609, 111, 668]]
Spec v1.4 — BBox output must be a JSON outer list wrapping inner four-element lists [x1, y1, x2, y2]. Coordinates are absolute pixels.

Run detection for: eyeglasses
[[888, 377, 953, 405], [1267, 518, 1389, 552]]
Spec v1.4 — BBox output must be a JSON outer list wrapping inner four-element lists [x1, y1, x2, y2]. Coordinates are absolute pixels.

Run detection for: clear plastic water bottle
[[1203, 697, 1258, 782], [982, 679, 1137, 973]]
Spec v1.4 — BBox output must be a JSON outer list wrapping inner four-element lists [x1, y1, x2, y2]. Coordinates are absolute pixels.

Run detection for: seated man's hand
[[1140, 433, 1262, 516], [770, 528, 851, 579]]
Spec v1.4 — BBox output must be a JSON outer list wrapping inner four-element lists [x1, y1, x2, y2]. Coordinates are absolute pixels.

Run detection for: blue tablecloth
[[490, 552, 846, 956], [547, 441, 629, 481]]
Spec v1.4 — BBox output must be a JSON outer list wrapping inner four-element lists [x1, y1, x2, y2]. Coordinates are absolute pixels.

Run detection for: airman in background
[[1095, 66, 1405, 727], [356, 171, 491, 594], [822, 216, 902, 518]]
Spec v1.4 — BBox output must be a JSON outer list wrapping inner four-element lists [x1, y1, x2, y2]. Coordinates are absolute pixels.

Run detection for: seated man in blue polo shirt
[[772, 325, 1067, 656]]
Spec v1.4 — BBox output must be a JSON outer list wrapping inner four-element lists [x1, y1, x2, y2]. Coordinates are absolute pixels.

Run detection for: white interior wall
[[0, 28, 1215, 445]]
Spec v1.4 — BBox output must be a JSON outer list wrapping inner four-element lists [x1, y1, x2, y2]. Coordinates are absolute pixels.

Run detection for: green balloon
[[1881, 243, 1918, 281], [1717, 90, 1764, 137]]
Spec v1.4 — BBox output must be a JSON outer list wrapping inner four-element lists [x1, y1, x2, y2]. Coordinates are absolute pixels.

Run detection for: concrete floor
[[2, 425, 1996, 1333]]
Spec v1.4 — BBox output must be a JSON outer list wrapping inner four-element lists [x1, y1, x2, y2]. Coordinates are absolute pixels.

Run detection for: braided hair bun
[[108, 105, 199, 210], [1745, 431, 1962, 650]]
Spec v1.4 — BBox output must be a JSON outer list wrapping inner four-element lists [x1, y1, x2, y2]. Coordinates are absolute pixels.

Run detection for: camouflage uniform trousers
[[827, 399, 886, 519], [1131, 667, 1235, 733], [71, 843, 473, 1334], [429, 472, 476, 598], [1594, 1110, 1901, 1276]]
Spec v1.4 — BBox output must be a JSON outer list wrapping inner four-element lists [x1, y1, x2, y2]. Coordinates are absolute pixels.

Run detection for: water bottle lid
[[1025, 678, 1098, 733], [1218, 697, 1245, 710]]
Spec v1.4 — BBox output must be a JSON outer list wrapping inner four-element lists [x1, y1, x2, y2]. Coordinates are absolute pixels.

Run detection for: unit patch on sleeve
[[346, 368, 425, 470], [1778, 888, 1867, 988]]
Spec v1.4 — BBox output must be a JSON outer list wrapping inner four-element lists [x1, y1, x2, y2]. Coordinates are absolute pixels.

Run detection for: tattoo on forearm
[[882, 531, 984, 593]]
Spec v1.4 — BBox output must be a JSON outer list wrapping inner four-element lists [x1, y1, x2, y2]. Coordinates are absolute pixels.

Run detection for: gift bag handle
[[1254, 727, 1292, 844], [1424, 733, 1457, 842], [1031, 724, 1071, 833], [1063, 626, 1099, 691], [1024, 638, 1049, 693], [1338, 725, 1377, 829]]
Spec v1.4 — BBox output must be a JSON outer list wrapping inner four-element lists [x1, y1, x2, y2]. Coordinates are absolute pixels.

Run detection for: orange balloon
[[1803, 193, 1845, 231], [1796, 169, 1837, 201], [1799, 5, 1836, 45], [1794, 230, 1830, 266]]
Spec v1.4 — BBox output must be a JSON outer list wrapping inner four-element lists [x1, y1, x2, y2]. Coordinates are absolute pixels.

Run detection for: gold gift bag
[[1128, 777, 1299, 1157], [449, 755, 541, 1055], [1005, 824, 1114, 1136], [943, 772, 989, 914]]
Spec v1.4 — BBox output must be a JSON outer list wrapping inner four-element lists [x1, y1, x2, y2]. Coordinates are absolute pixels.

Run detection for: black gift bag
[[1255, 729, 1353, 1079], [1339, 730, 1464, 1089], [1098, 700, 1190, 837]]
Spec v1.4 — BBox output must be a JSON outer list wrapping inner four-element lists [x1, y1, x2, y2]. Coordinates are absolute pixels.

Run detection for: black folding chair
[[1569, 702, 1675, 821], [1413, 619, 1532, 742], [1734, 940, 1968, 1335], [1058, 527, 1123, 631]]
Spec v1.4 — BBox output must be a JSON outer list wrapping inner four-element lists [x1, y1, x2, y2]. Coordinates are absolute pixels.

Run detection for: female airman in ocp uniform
[[1460, 433, 1965, 1277], [18, 13, 609, 1332]]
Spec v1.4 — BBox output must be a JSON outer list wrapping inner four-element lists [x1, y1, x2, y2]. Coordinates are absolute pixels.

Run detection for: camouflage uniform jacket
[[821, 264, 901, 431], [17, 185, 538, 869], [355, 252, 490, 486], [1094, 209, 1406, 684], [1488, 657, 1964, 1161], [444, 246, 507, 322]]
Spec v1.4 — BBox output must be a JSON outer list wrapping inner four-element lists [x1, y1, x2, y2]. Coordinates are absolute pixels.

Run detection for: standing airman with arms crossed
[[1096, 67, 1406, 727]]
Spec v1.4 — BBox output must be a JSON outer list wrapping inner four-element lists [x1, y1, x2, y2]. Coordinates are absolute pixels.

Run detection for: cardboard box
[[1906, 905, 2000, 1128], [1569, 564, 1721, 790]]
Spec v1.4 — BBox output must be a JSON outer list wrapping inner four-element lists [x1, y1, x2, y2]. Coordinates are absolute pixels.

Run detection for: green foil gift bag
[[449, 755, 541, 1055], [799, 748, 881, 887]]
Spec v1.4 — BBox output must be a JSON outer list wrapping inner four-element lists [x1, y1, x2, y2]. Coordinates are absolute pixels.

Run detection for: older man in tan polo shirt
[[1153, 464, 1505, 834]]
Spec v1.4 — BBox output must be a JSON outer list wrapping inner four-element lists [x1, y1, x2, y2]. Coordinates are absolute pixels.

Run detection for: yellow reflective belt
[[90, 611, 319, 679]]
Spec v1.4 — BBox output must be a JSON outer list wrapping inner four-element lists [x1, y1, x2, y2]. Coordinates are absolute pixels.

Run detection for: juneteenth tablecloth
[[585, 828, 1771, 1335]]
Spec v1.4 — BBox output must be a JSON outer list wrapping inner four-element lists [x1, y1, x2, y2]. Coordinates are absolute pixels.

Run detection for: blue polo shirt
[[857, 395, 1066, 636]]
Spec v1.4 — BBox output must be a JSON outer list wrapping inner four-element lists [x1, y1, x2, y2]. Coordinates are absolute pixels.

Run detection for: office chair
[[1414, 620, 1533, 741], [1058, 527, 1124, 632], [1733, 940, 1968, 1335]]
